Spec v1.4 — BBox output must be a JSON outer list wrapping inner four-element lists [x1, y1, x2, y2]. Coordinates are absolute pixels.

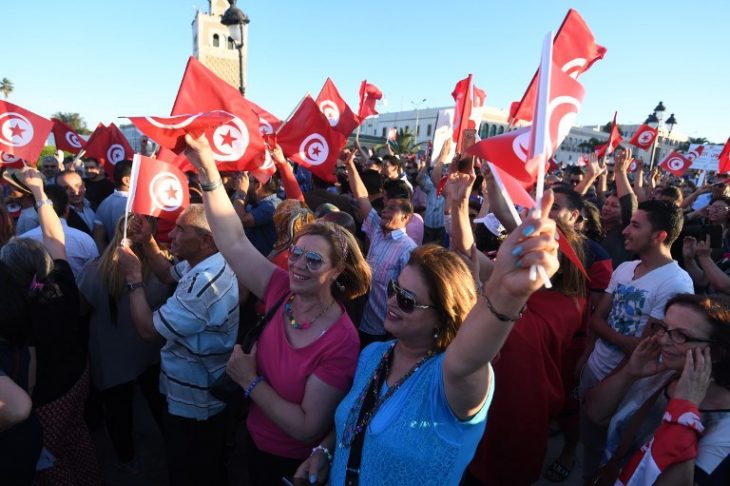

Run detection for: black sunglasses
[[651, 321, 714, 345], [387, 279, 433, 313], [288, 245, 326, 272]]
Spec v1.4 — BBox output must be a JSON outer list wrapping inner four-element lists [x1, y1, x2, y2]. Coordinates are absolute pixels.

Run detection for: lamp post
[[220, 0, 250, 96], [410, 98, 426, 147], [646, 102, 678, 169]]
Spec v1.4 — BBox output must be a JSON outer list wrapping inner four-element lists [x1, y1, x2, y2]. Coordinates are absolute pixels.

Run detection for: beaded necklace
[[284, 293, 335, 330], [340, 343, 435, 448]]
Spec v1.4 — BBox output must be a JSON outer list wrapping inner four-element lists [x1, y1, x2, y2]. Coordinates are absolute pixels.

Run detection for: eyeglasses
[[288, 245, 326, 272], [387, 279, 433, 313], [651, 321, 714, 345]]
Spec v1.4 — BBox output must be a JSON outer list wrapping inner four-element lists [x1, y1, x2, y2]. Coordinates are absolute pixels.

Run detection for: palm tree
[[678, 136, 709, 152], [375, 127, 426, 155], [0, 78, 13, 99]]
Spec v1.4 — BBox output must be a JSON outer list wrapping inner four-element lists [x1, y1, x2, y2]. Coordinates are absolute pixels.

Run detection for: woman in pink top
[[183, 134, 372, 484]]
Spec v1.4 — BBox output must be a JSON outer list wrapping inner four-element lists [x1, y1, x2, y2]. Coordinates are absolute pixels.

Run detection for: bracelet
[[200, 178, 223, 192], [126, 281, 145, 293], [35, 198, 53, 209], [243, 375, 264, 399], [484, 293, 525, 322], [311, 445, 333, 463]]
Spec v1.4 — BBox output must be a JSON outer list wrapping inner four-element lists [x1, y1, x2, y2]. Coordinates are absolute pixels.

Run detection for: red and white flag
[[0, 100, 53, 163], [315, 78, 360, 137], [127, 111, 234, 154], [658, 151, 692, 177], [357, 80, 382, 120], [596, 112, 623, 159], [83, 123, 134, 173], [248, 100, 283, 135], [128, 154, 189, 221], [277, 96, 345, 183], [51, 118, 87, 154], [685, 145, 704, 162], [0, 151, 26, 168], [628, 124, 658, 150], [171, 56, 266, 172], [717, 137, 730, 174], [452, 75, 488, 153], [509, 9, 605, 124]]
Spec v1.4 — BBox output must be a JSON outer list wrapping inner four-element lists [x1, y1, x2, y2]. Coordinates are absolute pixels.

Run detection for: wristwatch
[[35, 198, 53, 209], [126, 281, 144, 293]]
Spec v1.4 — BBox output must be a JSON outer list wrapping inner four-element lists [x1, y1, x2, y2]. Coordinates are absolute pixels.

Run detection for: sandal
[[543, 459, 574, 482]]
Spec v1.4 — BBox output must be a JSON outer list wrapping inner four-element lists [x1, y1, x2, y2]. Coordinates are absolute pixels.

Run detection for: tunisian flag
[[595, 112, 623, 159], [315, 78, 360, 137], [685, 145, 704, 162], [248, 99, 283, 135], [128, 154, 189, 221], [467, 61, 585, 187], [357, 80, 383, 120], [509, 9, 605, 124], [51, 118, 87, 154], [171, 56, 266, 172], [659, 151, 692, 177], [0, 152, 26, 168], [628, 124, 658, 150], [0, 100, 53, 163], [452, 75, 487, 153], [717, 137, 730, 174], [277, 96, 345, 183], [84, 123, 134, 172], [127, 111, 234, 154]]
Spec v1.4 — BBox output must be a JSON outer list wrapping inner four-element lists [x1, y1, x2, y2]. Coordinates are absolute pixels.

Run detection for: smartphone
[[683, 224, 723, 249]]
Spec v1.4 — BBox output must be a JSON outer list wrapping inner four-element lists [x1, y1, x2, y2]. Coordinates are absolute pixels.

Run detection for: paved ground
[[92, 387, 585, 485]]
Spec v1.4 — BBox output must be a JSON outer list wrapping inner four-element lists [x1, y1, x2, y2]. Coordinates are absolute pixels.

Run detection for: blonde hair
[[294, 222, 371, 301], [407, 245, 477, 352]]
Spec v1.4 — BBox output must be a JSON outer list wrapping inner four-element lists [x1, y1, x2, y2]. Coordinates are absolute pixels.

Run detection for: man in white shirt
[[19, 185, 98, 277]]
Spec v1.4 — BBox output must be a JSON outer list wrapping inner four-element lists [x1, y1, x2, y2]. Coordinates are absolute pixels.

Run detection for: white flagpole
[[123, 154, 142, 244]]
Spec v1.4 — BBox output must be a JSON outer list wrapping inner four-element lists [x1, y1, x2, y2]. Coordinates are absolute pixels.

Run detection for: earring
[[433, 328, 440, 340], [335, 280, 345, 292]]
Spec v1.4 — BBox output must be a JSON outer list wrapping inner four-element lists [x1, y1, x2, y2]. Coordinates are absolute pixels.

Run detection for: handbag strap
[[603, 377, 672, 469], [239, 292, 288, 347]]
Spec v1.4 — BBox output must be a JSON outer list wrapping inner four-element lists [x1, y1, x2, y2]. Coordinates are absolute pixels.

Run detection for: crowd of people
[[0, 134, 729, 486]]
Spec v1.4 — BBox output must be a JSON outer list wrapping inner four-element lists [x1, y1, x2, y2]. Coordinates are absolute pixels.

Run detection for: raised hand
[[444, 170, 476, 204], [184, 133, 216, 172], [625, 335, 668, 378], [673, 347, 713, 406]]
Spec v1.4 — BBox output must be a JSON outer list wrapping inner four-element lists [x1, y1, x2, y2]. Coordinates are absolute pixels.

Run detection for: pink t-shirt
[[247, 268, 360, 458]]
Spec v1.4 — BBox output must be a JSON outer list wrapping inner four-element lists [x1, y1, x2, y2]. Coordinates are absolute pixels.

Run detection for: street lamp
[[665, 113, 678, 135], [653, 101, 666, 123], [410, 98, 427, 146], [646, 101, 678, 169], [220, 0, 250, 96]]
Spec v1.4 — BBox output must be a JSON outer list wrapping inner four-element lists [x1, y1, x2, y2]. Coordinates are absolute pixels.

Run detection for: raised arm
[[443, 191, 560, 420], [184, 134, 275, 299], [681, 237, 709, 289], [126, 215, 176, 285], [20, 168, 66, 261], [271, 144, 304, 202], [696, 238, 730, 294], [574, 154, 606, 196], [343, 150, 372, 222]]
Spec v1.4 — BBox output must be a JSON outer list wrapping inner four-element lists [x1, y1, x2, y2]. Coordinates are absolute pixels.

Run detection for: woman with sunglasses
[[295, 188, 561, 484], [585, 294, 730, 485], [183, 135, 371, 484]]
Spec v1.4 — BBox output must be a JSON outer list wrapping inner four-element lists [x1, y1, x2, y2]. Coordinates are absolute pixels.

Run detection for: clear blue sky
[[3, 1, 728, 142]]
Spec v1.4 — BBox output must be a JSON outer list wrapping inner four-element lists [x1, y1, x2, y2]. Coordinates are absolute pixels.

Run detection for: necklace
[[285, 294, 335, 330], [340, 343, 435, 448]]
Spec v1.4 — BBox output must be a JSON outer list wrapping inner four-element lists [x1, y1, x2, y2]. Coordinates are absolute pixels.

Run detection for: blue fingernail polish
[[310, 475, 317, 484], [516, 259, 523, 268], [522, 224, 535, 237], [512, 245, 523, 257]]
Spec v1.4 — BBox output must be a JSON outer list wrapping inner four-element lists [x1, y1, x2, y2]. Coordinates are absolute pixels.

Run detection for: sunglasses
[[288, 245, 326, 272], [387, 279, 433, 313], [651, 321, 714, 345]]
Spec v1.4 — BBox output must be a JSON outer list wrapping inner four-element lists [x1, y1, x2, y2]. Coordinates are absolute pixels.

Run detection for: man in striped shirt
[[118, 204, 238, 485]]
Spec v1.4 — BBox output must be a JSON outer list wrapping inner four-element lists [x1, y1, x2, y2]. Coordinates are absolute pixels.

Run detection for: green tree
[[0, 78, 13, 99], [579, 137, 603, 152], [51, 112, 91, 135], [601, 121, 622, 134], [679, 136, 710, 152], [375, 127, 425, 155]]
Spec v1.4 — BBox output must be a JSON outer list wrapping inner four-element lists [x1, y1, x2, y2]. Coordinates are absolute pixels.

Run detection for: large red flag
[[277, 96, 345, 183], [595, 112, 623, 159], [357, 80, 382, 120], [128, 154, 190, 221], [51, 118, 87, 154], [658, 151, 692, 177], [452, 75, 488, 153], [83, 123, 134, 173], [315, 78, 360, 137], [127, 111, 234, 154], [171, 56, 266, 172], [0, 100, 53, 163], [628, 124, 658, 150], [717, 138, 730, 174], [247, 100, 283, 135], [509, 9, 605, 124], [467, 61, 584, 186]]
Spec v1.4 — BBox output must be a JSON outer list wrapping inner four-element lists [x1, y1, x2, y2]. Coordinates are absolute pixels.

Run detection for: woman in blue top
[[295, 186, 562, 485]]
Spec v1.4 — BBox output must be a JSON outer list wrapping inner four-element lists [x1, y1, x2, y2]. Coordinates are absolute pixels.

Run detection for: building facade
[[191, 0, 248, 92]]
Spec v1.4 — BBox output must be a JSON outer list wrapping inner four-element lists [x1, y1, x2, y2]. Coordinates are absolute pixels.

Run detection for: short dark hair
[[44, 184, 69, 217], [361, 169, 383, 195], [382, 155, 402, 169], [113, 160, 133, 187], [552, 186, 584, 212], [383, 179, 412, 200], [390, 198, 413, 216], [565, 166, 583, 176], [659, 186, 683, 205], [638, 199, 683, 246], [84, 157, 100, 166]]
